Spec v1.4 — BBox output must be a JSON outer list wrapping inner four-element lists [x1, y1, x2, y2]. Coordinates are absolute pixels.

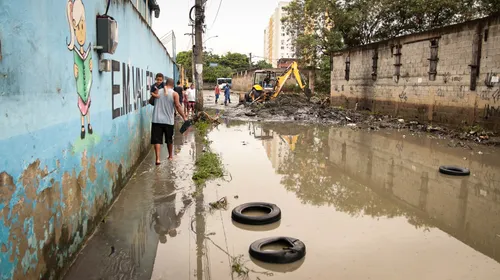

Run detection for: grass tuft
[[194, 120, 210, 136], [192, 151, 224, 186]]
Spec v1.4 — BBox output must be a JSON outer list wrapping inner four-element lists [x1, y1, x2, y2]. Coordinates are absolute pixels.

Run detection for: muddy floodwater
[[66, 121, 500, 280]]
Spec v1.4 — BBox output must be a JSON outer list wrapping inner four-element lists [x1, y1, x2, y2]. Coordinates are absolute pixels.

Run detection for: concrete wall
[[0, 0, 176, 278], [331, 16, 500, 131], [327, 128, 500, 263]]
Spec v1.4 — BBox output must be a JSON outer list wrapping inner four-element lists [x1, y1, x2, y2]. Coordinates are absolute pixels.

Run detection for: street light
[[203, 35, 218, 44]]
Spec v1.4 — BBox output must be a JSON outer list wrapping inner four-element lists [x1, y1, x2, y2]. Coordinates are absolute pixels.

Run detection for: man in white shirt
[[187, 83, 196, 114]]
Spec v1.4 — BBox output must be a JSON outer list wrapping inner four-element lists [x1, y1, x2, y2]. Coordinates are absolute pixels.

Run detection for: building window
[[345, 56, 350, 81], [281, 40, 285, 44], [282, 33, 285, 37], [372, 48, 378, 81], [392, 44, 402, 83], [428, 39, 439, 81], [281, 46, 285, 50]]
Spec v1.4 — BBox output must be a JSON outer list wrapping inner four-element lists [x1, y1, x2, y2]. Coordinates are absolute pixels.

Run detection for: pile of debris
[[231, 93, 500, 146]]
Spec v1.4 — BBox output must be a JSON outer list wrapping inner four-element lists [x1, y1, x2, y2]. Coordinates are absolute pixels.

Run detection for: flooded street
[[66, 120, 500, 280]]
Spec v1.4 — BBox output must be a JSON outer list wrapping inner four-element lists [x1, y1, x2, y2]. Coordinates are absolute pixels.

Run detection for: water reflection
[[251, 122, 500, 263]]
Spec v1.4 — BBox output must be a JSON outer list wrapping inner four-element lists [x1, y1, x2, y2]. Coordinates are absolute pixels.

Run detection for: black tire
[[249, 237, 306, 264], [231, 202, 281, 225], [439, 166, 470, 176]]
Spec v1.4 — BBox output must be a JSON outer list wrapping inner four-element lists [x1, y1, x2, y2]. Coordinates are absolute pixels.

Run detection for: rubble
[[224, 93, 500, 147]]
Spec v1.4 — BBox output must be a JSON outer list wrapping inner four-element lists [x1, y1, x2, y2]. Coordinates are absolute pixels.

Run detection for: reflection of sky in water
[[248, 122, 500, 264]]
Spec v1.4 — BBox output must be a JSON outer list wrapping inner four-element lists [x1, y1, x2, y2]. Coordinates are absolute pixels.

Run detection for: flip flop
[[180, 120, 193, 134]]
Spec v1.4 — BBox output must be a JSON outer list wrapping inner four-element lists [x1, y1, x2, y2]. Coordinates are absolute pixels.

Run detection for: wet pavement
[[65, 119, 500, 280]]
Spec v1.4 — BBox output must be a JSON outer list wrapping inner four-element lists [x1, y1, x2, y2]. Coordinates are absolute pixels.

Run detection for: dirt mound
[[228, 93, 499, 146]]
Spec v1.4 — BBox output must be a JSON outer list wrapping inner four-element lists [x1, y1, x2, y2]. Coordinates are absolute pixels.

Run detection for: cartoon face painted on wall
[[67, 0, 93, 139]]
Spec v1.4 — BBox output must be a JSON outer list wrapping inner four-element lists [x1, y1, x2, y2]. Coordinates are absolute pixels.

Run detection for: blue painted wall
[[0, 0, 177, 278]]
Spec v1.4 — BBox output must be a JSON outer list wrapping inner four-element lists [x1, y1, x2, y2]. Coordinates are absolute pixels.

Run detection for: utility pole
[[193, 0, 205, 112], [191, 26, 195, 84], [249, 52, 252, 67]]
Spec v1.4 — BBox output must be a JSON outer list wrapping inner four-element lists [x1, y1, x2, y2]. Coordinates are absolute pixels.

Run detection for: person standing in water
[[150, 75, 187, 164], [224, 84, 231, 106], [214, 84, 221, 104]]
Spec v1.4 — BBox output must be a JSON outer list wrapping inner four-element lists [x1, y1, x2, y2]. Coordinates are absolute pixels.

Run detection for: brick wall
[[331, 16, 500, 131]]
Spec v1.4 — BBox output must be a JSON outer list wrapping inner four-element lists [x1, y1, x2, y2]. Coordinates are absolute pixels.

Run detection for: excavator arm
[[271, 62, 310, 99]]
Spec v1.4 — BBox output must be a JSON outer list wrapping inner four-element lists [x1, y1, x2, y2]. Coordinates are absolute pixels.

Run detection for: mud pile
[[227, 93, 500, 146]]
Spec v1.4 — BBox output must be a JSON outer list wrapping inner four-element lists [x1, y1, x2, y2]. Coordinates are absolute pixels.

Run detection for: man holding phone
[[150, 74, 188, 164]]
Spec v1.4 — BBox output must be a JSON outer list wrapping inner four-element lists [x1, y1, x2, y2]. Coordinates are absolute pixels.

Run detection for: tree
[[176, 51, 248, 83], [219, 52, 249, 71], [253, 60, 272, 69], [176, 51, 193, 81], [203, 65, 233, 83], [281, 0, 495, 94]]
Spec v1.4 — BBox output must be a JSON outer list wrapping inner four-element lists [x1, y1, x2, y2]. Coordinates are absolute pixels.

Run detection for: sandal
[[88, 124, 93, 134], [80, 125, 85, 139]]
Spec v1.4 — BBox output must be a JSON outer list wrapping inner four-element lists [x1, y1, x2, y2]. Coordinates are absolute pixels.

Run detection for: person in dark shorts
[[174, 80, 184, 108], [183, 86, 189, 116], [150, 74, 188, 164]]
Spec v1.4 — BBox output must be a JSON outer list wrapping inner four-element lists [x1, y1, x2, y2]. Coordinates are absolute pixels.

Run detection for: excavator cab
[[244, 62, 312, 103]]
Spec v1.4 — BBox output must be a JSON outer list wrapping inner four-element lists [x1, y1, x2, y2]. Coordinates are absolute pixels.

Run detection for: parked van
[[217, 78, 232, 90]]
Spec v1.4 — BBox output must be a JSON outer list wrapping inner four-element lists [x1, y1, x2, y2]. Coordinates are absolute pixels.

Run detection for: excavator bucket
[[305, 87, 312, 99]]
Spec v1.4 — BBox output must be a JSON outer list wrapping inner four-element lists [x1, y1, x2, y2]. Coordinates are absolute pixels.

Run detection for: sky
[[152, 0, 289, 62]]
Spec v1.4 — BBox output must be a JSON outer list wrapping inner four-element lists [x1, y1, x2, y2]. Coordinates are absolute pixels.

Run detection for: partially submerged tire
[[249, 237, 306, 264], [231, 202, 281, 225], [439, 166, 470, 176]]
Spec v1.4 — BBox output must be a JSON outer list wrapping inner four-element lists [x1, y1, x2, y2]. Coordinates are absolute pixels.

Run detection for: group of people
[[214, 83, 231, 105], [150, 75, 233, 165], [149, 73, 197, 165]]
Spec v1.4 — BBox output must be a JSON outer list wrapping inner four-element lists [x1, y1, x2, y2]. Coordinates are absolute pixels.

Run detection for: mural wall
[[0, 0, 177, 278]]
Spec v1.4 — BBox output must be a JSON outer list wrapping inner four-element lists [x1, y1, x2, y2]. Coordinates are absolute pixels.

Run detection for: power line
[[209, 0, 223, 29]]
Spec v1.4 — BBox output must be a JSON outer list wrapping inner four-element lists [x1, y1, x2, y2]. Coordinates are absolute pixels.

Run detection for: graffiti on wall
[[437, 88, 445, 97], [443, 72, 463, 83], [484, 104, 500, 118], [67, 0, 93, 140], [456, 85, 466, 99], [480, 88, 500, 103], [399, 84, 408, 102]]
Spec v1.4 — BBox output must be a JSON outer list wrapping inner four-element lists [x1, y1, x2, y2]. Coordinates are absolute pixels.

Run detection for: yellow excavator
[[244, 61, 312, 103]]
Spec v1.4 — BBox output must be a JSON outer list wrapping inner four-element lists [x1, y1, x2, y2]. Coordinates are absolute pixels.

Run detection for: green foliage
[[282, 0, 496, 93], [283, 0, 495, 56], [192, 151, 224, 186], [204, 65, 233, 83], [194, 120, 210, 136], [176, 51, 193, 80], [176, 51, 249, 83], [253, 60, 273, 69], [219, 52, 250, 70], [315, 56, 331, 94]]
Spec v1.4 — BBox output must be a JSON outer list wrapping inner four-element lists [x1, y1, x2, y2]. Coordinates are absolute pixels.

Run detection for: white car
[[219, 83, 228, 90]]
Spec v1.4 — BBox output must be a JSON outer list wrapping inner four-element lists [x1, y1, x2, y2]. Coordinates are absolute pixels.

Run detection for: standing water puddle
[[158, 121, 500, 280], [66, 121, 500, 280]]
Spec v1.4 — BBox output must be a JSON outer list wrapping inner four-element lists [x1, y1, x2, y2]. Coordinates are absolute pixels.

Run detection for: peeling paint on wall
[[0, 0, 178, 278]]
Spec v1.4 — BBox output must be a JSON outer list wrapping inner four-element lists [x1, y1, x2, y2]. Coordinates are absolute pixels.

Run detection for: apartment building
[[263, 1, 295, 68]]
